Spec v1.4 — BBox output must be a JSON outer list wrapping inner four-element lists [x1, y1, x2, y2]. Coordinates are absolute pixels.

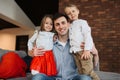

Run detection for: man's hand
[[81, 50, 91, 60], [33, 46, 46, 56]]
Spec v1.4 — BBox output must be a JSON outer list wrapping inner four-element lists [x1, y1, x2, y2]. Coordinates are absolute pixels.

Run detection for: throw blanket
[[0, 52, 27, 79]]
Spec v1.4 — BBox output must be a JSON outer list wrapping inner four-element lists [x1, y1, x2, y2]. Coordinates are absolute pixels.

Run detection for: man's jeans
[[32, 73, 92, 80]]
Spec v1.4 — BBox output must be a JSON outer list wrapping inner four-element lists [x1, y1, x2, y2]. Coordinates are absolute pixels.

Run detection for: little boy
[[64, 4, 100, 80]]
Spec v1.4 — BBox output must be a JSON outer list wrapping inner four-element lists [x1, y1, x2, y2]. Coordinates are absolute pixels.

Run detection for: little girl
[[27, 15, 57, 76]]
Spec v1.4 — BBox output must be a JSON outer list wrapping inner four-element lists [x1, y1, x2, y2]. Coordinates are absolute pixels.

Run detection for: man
[[29, 13, 92, 80]]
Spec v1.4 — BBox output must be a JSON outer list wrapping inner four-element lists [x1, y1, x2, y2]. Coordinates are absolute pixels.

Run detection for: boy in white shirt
[[64, 4, 100, 80]]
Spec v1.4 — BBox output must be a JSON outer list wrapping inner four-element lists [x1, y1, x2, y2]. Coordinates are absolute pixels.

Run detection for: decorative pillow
[[0, 52, 27, 79]]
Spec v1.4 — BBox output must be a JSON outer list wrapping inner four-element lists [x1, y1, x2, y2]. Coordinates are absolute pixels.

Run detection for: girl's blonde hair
[[39, 14, 54, 32]]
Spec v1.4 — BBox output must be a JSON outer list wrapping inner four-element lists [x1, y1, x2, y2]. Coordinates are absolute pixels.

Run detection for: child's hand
[[81, 50, 91, 60], [53, 34, 58, 42], [80, 42, 85, 50]]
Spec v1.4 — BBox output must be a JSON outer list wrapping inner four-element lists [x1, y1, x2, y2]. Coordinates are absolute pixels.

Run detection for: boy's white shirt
[[28, 30, 54, 50], [69, 19, 93, 53]]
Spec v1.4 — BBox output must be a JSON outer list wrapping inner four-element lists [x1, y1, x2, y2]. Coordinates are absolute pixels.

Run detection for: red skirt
[[30, 50, 57, 76]]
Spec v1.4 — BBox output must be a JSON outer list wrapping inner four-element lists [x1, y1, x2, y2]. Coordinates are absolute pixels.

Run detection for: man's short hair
[[53, 13, 70, 22]]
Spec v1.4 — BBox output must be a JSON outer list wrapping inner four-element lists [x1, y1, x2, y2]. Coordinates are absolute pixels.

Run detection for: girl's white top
[[28, 30, 54, 50], [69, 19, 93, 53]]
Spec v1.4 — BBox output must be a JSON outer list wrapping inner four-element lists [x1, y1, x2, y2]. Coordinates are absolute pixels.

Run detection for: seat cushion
[[96, 71, 120, 80]]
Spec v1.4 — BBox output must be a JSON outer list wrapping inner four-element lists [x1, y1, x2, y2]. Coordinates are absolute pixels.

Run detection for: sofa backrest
[[0, 48, 27, 59]]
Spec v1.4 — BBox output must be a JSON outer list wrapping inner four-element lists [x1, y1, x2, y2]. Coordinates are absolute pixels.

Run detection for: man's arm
[[28, 46, 45, 57], [28, 50, 34, 57]]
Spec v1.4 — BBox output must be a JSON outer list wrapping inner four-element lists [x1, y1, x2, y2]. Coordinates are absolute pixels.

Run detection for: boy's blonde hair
[[64, 4, 79, 12]]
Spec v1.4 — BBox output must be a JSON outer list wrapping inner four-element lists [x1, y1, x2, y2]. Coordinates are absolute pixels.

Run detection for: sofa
[[0, 48, 120, 80]]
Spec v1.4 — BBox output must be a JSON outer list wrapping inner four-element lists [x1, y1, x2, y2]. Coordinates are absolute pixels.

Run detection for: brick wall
[[59, 0, 120, 73]]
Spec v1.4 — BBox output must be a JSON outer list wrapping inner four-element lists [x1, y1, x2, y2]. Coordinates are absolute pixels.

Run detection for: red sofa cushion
[[0, 52, 27, 79]]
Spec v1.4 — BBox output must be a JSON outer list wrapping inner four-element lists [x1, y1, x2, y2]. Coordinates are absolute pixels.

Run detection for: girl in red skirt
[[27, 15, 57, 76]]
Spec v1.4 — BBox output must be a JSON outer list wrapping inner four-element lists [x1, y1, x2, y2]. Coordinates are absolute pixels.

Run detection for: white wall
[[0, 28, 34, 50], [0, 0, 36, 50], [0, 0, 35, 30], [0, 33, 15, 50]]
